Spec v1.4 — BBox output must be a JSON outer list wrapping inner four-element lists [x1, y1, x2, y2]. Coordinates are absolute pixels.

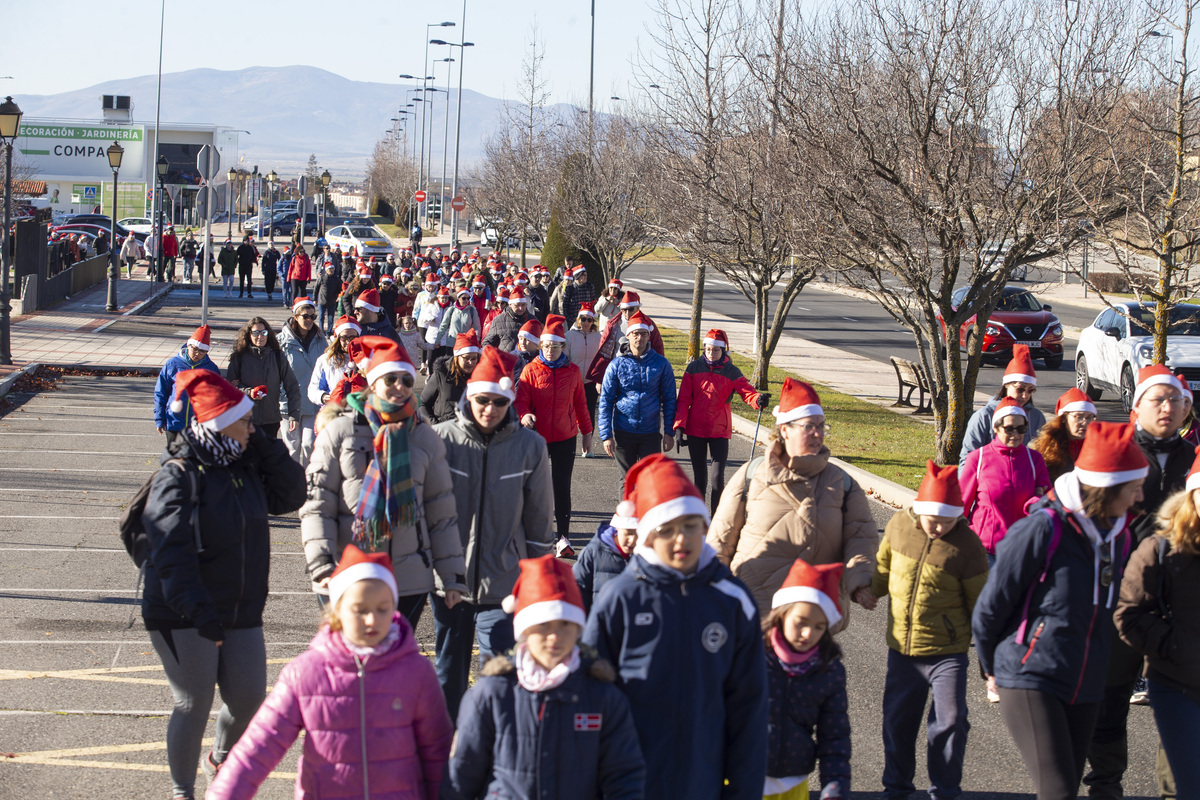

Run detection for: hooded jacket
[[582, 548, 768, 800], [313, 268, 338, 306], [141, 430, 306, 639], [586, 314, 666, 384], [708, 441, 878, 627], [960, 438, 1051, 554], [443, 649, 645, 800], [597, 343, 677, 440], [435, 301, 481, 347], [515, 355, 593, 444], [299, 404, 467, 598], [205, 615, 453, 800], [419, 355, 467, 425], [434, 405, 555, 605], [959, 396, 1046, 466], [288, 248, 312, 282], [573, 524, 632, 614], [972, 478, 1134, 705], [277, 321, 328, 418], [153, 344, 219, 431], [672, 354, 761, 440], [226, 344, 302, 426]]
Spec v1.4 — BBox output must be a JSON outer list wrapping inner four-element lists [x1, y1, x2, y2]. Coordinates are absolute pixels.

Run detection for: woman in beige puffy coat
[[707, 378, 878, 630], [299, 337, 468, 626]]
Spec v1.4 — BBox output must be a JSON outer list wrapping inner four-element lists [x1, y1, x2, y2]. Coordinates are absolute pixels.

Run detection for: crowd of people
[[140, 244, 1197, 800]]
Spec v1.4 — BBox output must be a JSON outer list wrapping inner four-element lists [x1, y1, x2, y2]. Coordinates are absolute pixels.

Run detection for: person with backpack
[[973, 421, 1147, 800], [140, 369, 306, 800]]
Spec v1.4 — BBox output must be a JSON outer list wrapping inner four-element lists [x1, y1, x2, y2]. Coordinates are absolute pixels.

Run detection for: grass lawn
[[371, 217, 405, 239], [657, 325, 935, 491]]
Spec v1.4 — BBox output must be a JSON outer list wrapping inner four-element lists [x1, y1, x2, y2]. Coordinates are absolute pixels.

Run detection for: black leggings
[[583, 382, 599, 436], [998, 687, 1100, 800], [686, 435, 730, 515], [546, 437, 576, 540]]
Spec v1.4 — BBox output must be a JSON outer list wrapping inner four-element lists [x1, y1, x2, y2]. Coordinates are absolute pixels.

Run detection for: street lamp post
[[227, 167, 236, 239], [431, 54, 456, 236], [434, 25, 476, 248], [105, 142, 124, 312], [0, 95, 23, 366], [417, 21, 454, 232], [155, 154, 168, 282], [267, 170, 277, 245], [320, 170, 331, 235], [250, 164, 259, 240]]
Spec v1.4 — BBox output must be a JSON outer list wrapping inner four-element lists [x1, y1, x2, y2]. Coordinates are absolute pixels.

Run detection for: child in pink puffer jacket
[[206, 545, 453, 800]]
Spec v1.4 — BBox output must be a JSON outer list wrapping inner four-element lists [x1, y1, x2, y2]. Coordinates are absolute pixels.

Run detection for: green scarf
[[347, 390, 418, 551]]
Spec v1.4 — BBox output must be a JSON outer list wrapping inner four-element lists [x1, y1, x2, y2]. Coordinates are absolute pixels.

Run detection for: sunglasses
[[998, 424, 1028, 434], [296, 313, 317, 320], [471, 395, 510, 408], [249, 329, 269, 338], [380, 373, 415, 389]]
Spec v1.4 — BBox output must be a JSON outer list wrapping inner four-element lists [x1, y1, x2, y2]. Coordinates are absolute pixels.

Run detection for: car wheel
[[273, 227, 284, 236], [1075, 355, 1102, 400], [1120, 365, 1136, 414], [1044, 352, 1064, 370]]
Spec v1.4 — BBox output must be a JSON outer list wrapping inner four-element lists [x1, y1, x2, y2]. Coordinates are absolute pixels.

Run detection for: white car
[[325, 224, 394, 260], [118, 217, 154, 235], [1075, 302, 1200, 411]]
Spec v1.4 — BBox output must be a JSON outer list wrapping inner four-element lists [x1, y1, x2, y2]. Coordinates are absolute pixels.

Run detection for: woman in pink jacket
[[961, 397, 1050, 568], [206, 545, 453, 800], [288, 246, 313, 301]]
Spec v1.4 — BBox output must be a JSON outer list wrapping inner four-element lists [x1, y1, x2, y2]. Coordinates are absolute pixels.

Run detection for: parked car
[[943, 285, 1065, 369], [268, 211, 319, 237], [59, 216, 145, 242], [1075, 302, 1200, 412], [325, 223, 394, 260], [118, 217, 155, 236], [52, 223, 141, 254]]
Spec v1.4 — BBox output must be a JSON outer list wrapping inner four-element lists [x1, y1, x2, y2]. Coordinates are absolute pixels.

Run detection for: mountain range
[[16, 65, 579, 180]]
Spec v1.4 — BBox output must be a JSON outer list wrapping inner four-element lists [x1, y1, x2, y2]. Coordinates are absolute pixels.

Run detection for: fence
[[16, 254, 110, 315]]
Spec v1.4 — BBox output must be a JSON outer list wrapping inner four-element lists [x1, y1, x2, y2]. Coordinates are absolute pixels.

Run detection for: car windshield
[[349, 227, 380, 238], [1128, 305, 1200, 336], [995, 291, 1042, 313]]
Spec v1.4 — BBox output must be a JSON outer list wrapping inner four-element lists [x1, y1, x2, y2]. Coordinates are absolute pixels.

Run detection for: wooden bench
[[890, 357, 933, 415]]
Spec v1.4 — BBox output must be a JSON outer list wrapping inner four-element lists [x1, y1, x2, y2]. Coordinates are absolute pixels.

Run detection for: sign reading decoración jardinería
[[16, 124, 146, 181]]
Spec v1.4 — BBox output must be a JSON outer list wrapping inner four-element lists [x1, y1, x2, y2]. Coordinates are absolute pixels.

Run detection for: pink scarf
[[515, 643, 581, 693], [339, 620, 401, 660], [771, 627, 821, 675]]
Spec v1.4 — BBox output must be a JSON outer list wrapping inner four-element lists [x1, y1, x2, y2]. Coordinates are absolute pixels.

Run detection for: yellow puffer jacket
[[871, 508, 990, 657]]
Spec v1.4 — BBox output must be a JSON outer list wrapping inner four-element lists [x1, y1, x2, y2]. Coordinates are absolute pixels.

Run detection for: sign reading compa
[[16, 123, 146, 181]]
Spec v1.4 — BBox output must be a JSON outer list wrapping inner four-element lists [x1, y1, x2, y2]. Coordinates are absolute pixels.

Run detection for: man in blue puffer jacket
[[598, 310, 676, 474], [154, 324, 219, 440]]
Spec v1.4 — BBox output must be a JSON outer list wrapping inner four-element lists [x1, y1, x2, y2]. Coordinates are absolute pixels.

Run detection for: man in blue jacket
[[153, 324, 219, 441], [598, 310, 676, 474]]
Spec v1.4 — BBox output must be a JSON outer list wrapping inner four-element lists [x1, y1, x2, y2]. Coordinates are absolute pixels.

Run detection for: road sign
[[415, 190, 427, 203], [196, 145, 220, 181], [298, 176, 309, 197], [196, 186, 215, 221], [451, 196, 466, 212]]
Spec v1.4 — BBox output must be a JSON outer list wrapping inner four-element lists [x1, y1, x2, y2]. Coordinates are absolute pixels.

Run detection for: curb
[[93, 283, 176, 333], [0, 362, 42, 399]]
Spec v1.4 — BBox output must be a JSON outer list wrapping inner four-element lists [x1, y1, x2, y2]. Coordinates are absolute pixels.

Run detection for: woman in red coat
[[672, 328, 765, 513], [516, 314, 593, 559]]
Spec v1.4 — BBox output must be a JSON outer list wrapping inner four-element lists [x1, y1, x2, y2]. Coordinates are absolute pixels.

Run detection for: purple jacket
[[206, 614, 453, 800], [961, 439, 1050, 554]]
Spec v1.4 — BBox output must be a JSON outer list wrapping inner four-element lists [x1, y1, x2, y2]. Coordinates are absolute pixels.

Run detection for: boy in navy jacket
[[583, 454, 768, 799], [574, 502, 639, 614]]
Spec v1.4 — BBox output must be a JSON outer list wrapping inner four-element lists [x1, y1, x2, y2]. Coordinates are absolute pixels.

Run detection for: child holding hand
[[206, 545, 453, 800]]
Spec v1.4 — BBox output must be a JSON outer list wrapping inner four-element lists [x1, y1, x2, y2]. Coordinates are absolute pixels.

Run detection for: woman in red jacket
[[516, 314, 593, 559], [673, 328, 765, 513], [287, 246, 312, 300]]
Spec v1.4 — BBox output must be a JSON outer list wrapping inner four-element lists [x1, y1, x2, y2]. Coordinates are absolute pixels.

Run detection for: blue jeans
[[430, 592, 514, 723], [318, 303, 336, 335], [882, 650, 970, 800], [1148, 678, 1198, 797], [282, 276, 293, 307]]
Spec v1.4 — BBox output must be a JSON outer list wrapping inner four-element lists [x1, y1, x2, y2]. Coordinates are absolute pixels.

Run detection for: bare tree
[[365, 136, 418, 225]]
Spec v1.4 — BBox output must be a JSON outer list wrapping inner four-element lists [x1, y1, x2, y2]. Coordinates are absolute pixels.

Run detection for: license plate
[[1190, 381, 1200, 391], [1016, 340, 1041, 348]]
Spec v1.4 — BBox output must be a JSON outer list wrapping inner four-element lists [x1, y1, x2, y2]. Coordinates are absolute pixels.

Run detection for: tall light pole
[[434, 25, 476, 245], [0, 95, 23, 365], [432, 55, 455, 235], [105, 142, 124, 312], [589, 0, 596, 143], [156, 154, 168, 282], [423, 85, 443, 229], [227, 167, 236, 240], [416, 20, 454, 232]]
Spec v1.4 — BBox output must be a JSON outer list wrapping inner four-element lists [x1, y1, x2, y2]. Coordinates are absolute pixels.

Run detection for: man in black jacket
[[236, 236, 258, 298], [482, 288, 535, 352], [261, 242, 281, 302]]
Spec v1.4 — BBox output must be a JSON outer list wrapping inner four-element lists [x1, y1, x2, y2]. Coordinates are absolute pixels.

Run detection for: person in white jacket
[[566, 302, 603, 456], [120, 234, 141, 278]]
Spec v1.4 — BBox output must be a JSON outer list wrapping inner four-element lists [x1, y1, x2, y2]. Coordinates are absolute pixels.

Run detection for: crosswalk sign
[[82, 186, 97, 199]]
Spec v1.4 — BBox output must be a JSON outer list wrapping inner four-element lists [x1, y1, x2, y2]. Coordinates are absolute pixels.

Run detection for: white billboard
[[15, 123, 146, 181]]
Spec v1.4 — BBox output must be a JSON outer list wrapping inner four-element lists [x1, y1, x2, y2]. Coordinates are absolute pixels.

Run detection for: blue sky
[[5, 0, 658, 108]]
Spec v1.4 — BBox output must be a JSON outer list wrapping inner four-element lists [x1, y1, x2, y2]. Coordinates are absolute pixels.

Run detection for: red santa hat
[[992, 396, 1028, 426], [541, 314, 567, 343], [472, 275, 486, 287], [702, 329, 729, 349], [328, 371, 367, 406], [355, 288, 383, 313], [1003, 344, 1037, 386], [292, 296, 315, 312], [327, 544, 398, 609], [334, 316, 361, 337], [773, 378, 823, 425], [466, 346, 518, 400], [360, 335, 417, 385], [423, 277, 437, 289], [1132, 364, 1185, 408], [626, 453, 709, 544], [608, 278, 623, 290], [1178, 373, 1193, 405], [771, 558, 844, 628], [1185, 446, 1200, 493], [1055, 387, 1097, 417], [625, 310, 654, 334], [186, 324, 211, 352], [347, 339, 369, 371], [1073, 421, 1149, 488], [911, 460, 964, 518], [496, 287, 510, 304], [455, 286, 470, 298], [454, 329, 481, 357], [170, 369, 254, 431], [500, 554, 587, 638], [509, 287, 527, 303], [518, 319, 544, 345], [577, 302, 596, 319], [515, 272, 529, 285], [379, 273, 394, 285], [619, 290, 641, 309], [610, 463, 640, 529], [437, 286, 451, 300]]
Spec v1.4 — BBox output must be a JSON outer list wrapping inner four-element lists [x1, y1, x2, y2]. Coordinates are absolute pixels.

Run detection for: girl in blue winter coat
[[443, 554, 645, 800], [573, 501, 639, 613], [762, 559, 851, 800]]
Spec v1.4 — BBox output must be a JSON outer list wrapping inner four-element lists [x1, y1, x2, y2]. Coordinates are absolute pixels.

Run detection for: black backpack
[[119, 458, 203, 567]]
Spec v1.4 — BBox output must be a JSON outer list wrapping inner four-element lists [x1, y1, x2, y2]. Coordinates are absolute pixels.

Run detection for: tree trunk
[[688, 262, 706, 360], [752, 283, 770, 389], [520, 234, 528, 270]]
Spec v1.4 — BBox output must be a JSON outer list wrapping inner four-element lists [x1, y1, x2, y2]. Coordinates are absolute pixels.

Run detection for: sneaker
[[200, 750, 222, 779], [554, 537, 576, 559], [986, 676, 1000, 703], [1130, 677, 1149, 705]]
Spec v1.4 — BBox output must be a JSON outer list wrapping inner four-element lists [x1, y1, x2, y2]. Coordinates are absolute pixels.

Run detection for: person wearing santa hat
[[582, 453, 768, 800], [308, 316, 361, 408], [673, 327, 767, 514], [412, 276, 441, 376], [436, 282, 483, 359], [420, 329, 482, 424], [573, 474, 640, 613], [352, 285, 402, 346], [312, 258, 339, 336], [960, 396, 1051, 568], [1030, 388, 1098, 483], [516, 315, 594, 558], [709, 377, 878, 624], [586, 290, 666, 384], [548, 261, 572, 316], [973, 421, 1147, 800], [867, 461, 989, 800], [563, 264, 596, 328], [566, 301, 603, 454], [226, 317, 303, 441], [337, 267, 373, 318], [142, 369, 306, 799], [511, 318, 543, 382], [286, 235, 312, 300], [597, 310, 677, 473], [301, 336, 466, 629], [594, 277, 624, 321], [761, 558, 851, 800], [154, 324, 219, 441], [527, 266, 551, 322], [445, 554, 644, 799], [418, 286, 453, 358], [205, 544, 454, 800], [432, 346, 554, 721], [482, 285, 536, 353], [277, 298, 329, 467], [959, 344, 1046, 466]]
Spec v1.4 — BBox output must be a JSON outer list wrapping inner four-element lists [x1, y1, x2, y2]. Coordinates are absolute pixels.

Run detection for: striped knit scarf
[[347, 390, 417, 551]]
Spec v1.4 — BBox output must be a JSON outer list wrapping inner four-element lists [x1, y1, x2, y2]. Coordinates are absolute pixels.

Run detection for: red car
[[948, 285, 1065, 369]]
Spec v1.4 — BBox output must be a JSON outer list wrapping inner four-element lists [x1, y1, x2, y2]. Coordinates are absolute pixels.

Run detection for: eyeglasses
[[542, 343, 564, 350], [998, 424, 1028, 434], [296, 313, 317, 320], [1142, 395, 1185, 408], [249, 329, 269, 338], [471, 395, 510, 408], [379, 373, 415, 389], [790, 422, 830, 435]]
